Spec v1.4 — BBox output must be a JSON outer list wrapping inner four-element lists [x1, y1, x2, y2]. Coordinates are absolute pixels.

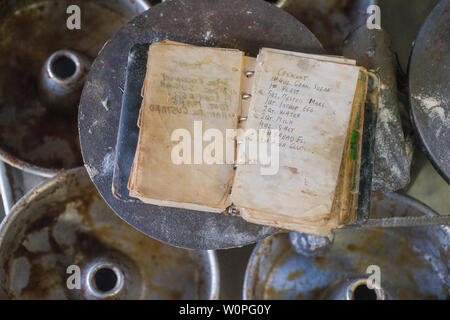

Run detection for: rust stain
[[287, 270, 304, 281], [431, 40, 443, 61], [284, 166, 298, 174]]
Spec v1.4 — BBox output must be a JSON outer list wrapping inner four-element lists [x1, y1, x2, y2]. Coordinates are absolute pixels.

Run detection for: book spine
[[226, 58, 256, 216]]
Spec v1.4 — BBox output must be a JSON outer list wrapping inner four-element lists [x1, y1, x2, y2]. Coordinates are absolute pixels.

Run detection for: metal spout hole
[[51, 55, 76, 79], [86, 262, 124, 299], [94, 267, 118, 293], [353, 283, 377, 300]]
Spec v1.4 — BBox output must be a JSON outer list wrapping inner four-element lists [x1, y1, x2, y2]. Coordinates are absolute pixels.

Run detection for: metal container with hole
[[243, 193, 449, 300], [0, 167, 219, 299], [0, 0, 150, 177]]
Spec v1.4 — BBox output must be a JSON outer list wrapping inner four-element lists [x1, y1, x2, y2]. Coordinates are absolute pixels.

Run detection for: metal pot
[[243, 193, 449, 300], [0, 0, 150, 177], [0, 167, 219, 299]]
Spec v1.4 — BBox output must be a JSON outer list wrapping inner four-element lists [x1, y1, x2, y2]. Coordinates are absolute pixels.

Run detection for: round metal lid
[[78, 0, 324, 249], [409, 0, 450, 183], [0, 167, 218, 299]]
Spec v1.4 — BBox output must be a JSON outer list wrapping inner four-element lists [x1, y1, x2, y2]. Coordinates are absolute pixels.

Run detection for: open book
[[127, 41, 374, 236]]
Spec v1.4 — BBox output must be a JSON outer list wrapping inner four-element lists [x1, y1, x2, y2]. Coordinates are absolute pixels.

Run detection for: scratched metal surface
[[78, 0, 326, 250]]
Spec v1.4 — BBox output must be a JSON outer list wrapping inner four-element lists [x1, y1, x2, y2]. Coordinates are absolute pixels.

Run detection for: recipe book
[[126, 41, 376, 236]]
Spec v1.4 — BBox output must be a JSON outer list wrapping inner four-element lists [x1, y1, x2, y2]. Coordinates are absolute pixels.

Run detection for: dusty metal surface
[[0, 167, 218, 299], [274, 0, 373, 54], [343, 26, 412, 192], [0, 0, 149, 177], [244, 193, 449, 300], [78, 0, 325, 250], [289, 232, 334, 258], [409, 0, 450, 183]]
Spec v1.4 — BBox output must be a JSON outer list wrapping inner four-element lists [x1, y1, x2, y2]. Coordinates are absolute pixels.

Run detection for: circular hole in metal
[[51, 55, 76, 79], [353, 283, 377, 300], [93, 267, 118, 292]]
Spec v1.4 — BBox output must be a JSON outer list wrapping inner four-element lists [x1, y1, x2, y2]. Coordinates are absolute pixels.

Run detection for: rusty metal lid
[[0, 167, 219, 299], [78, 0, 324, 249], [409, 0, 450, 183]]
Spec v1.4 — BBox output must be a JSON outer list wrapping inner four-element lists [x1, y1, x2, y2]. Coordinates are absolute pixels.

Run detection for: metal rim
[[0, 151, 60, 178]]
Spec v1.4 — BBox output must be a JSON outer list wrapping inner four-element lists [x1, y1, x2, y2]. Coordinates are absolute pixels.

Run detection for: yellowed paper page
[[240, 207, 337, 236], [129, 42, 244, 210], [231, 48, 361, 219]]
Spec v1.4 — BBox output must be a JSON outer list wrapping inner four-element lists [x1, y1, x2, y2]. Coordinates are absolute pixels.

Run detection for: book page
[[231, 48, 361, 219], [238, 74, 368, 236], [129, 42, 244, 211], [264, 48, 357, 65]]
